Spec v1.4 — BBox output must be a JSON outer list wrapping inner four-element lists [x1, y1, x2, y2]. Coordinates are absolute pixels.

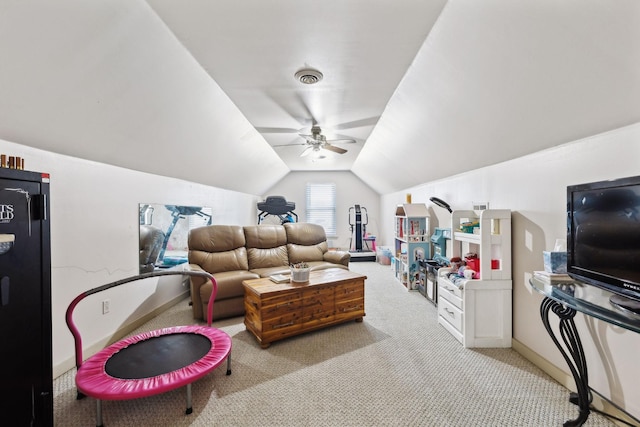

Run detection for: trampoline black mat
[[105, 333, 211, 379]]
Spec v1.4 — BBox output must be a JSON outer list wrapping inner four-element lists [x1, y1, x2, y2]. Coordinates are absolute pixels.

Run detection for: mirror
[[139, 204, 212, 273]]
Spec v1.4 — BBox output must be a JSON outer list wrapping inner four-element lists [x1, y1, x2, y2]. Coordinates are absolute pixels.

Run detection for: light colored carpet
[[54, 262, 617, 426]]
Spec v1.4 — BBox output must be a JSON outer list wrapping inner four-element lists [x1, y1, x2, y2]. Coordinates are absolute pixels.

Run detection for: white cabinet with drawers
[[437, 209, 512, 348]]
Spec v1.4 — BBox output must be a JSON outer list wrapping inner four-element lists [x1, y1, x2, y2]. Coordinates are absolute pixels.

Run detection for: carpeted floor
[[54, 262, 618, 426]]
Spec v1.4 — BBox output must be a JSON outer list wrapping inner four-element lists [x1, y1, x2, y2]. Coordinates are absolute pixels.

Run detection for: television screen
[[567, 175, 640, 307]]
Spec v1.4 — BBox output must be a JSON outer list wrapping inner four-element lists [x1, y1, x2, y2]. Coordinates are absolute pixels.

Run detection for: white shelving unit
[[437, 209, 512, 348], [393, 204, 430, 290]]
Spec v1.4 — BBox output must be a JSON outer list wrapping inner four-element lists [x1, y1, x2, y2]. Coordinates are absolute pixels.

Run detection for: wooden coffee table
[[242, 268, 366, 348]]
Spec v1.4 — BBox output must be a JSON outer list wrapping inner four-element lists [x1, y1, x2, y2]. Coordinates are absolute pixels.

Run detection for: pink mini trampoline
[[65, 270, 231, 427]]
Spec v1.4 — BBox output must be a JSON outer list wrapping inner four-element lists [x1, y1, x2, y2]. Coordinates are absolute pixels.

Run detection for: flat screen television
[[567, 175, 640, 314]]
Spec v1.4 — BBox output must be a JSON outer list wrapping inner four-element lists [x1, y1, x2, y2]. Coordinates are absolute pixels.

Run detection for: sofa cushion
[[249, 266, 292, 278], [244, 225, 290, 270], [284, 222, 330, 264], [189, 224, 246, 251], [247, 247, 289, 269], [188, 225, 249, 273], [307, 261, 349, 271], [244, 224, 288, 248], [189, 247, 249, 274], [287, 242, 327, 264], [284, 222, 327, 246]]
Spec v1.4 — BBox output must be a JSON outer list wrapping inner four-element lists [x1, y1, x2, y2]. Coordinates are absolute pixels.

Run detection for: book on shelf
[[269, 274, 290, 283], [533, 271, 574, 282]]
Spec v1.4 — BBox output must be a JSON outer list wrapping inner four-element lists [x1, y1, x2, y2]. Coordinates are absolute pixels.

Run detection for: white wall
[[381, 122, 640, 418], [0, 139, 259, 377], [264, 171, 380, 251]]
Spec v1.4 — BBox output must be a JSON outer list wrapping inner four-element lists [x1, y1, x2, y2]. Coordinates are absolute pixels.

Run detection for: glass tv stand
[[529, 275, 640, 427]]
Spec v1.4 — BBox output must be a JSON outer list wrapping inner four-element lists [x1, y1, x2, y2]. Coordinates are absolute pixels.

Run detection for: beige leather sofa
[[187, 222, 350, 320]]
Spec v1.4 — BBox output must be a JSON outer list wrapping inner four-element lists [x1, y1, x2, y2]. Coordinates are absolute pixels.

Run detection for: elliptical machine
[[348, 205, 376, 262]]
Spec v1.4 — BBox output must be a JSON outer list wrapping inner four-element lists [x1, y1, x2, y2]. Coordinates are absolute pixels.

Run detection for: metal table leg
[[540, 297, 592, 427]]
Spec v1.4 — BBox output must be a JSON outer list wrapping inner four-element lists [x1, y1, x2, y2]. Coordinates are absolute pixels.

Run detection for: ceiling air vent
[[295, 68, 323, 85]]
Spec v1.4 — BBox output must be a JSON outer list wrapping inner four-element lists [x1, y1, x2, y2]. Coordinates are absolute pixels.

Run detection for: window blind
[[305, 182, 336, 236]]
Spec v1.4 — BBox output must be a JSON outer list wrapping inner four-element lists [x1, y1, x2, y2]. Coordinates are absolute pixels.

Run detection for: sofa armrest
[[187, 263, 211, 320], [323, 250, 351, 267]]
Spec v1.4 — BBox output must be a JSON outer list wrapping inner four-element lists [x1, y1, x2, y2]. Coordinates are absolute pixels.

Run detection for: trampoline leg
[[226, 352, 232, 375], [185, 383, 193, 415], [96, 399, 103, 427]]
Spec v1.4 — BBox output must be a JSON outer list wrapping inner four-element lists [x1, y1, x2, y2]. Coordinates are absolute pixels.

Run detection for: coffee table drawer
[[301, 286, 334, 307], [262, 300, 302, 319], [261, 290, 302, 308], [301, 286, 335, 324], [262, 312, 303, 341], [336, 298, 364, 316], [335, 281, 364, 303]]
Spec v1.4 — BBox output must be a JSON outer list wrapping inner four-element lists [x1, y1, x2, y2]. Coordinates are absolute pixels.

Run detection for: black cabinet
[[0, 168, 52, 426]]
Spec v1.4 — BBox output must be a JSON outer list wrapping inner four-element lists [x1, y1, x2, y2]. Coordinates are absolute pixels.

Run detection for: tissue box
[[543, 251, 567, 274]]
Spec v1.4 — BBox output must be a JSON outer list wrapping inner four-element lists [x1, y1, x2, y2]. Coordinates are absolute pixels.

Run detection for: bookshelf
[[393, 203, 430, 290]]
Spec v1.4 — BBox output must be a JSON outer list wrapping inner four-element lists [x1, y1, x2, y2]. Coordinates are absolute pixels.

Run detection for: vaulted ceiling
[[1, 1, 639, 195]]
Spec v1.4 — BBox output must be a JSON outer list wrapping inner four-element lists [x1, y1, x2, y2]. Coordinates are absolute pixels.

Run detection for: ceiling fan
[[274, 125, 356, 157]]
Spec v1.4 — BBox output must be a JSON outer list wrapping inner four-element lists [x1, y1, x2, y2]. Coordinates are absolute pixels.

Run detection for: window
[[306, 182, 336, 236]]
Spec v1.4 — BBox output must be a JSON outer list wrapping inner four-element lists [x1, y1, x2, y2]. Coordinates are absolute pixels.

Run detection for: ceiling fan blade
[[326, 138, 356, 144], [272, 142, 307, 148], [332, 116, 380, 131], [264, 90, 317, 128], [255, 127, 301, 134], [271, 136, 307, 148], [300, 146, 314, 157], [322, 143, 347, 154], [330, 132, 364, 142], [294, 92, 320, 127]]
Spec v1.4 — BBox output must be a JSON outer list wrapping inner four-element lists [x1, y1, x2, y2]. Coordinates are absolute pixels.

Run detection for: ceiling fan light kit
[[294, 68, 323, 85], [312, 147, 326, 160]]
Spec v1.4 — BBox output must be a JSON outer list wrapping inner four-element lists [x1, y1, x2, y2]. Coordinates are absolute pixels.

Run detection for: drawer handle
[[341, 306, 360, 313], [445, 286, 456, 292], [444, 308, 456, 317], [273, 321, 294, 329]]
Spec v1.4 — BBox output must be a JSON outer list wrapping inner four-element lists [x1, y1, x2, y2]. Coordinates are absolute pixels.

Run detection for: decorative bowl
[[290, 267, 310, 283]]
